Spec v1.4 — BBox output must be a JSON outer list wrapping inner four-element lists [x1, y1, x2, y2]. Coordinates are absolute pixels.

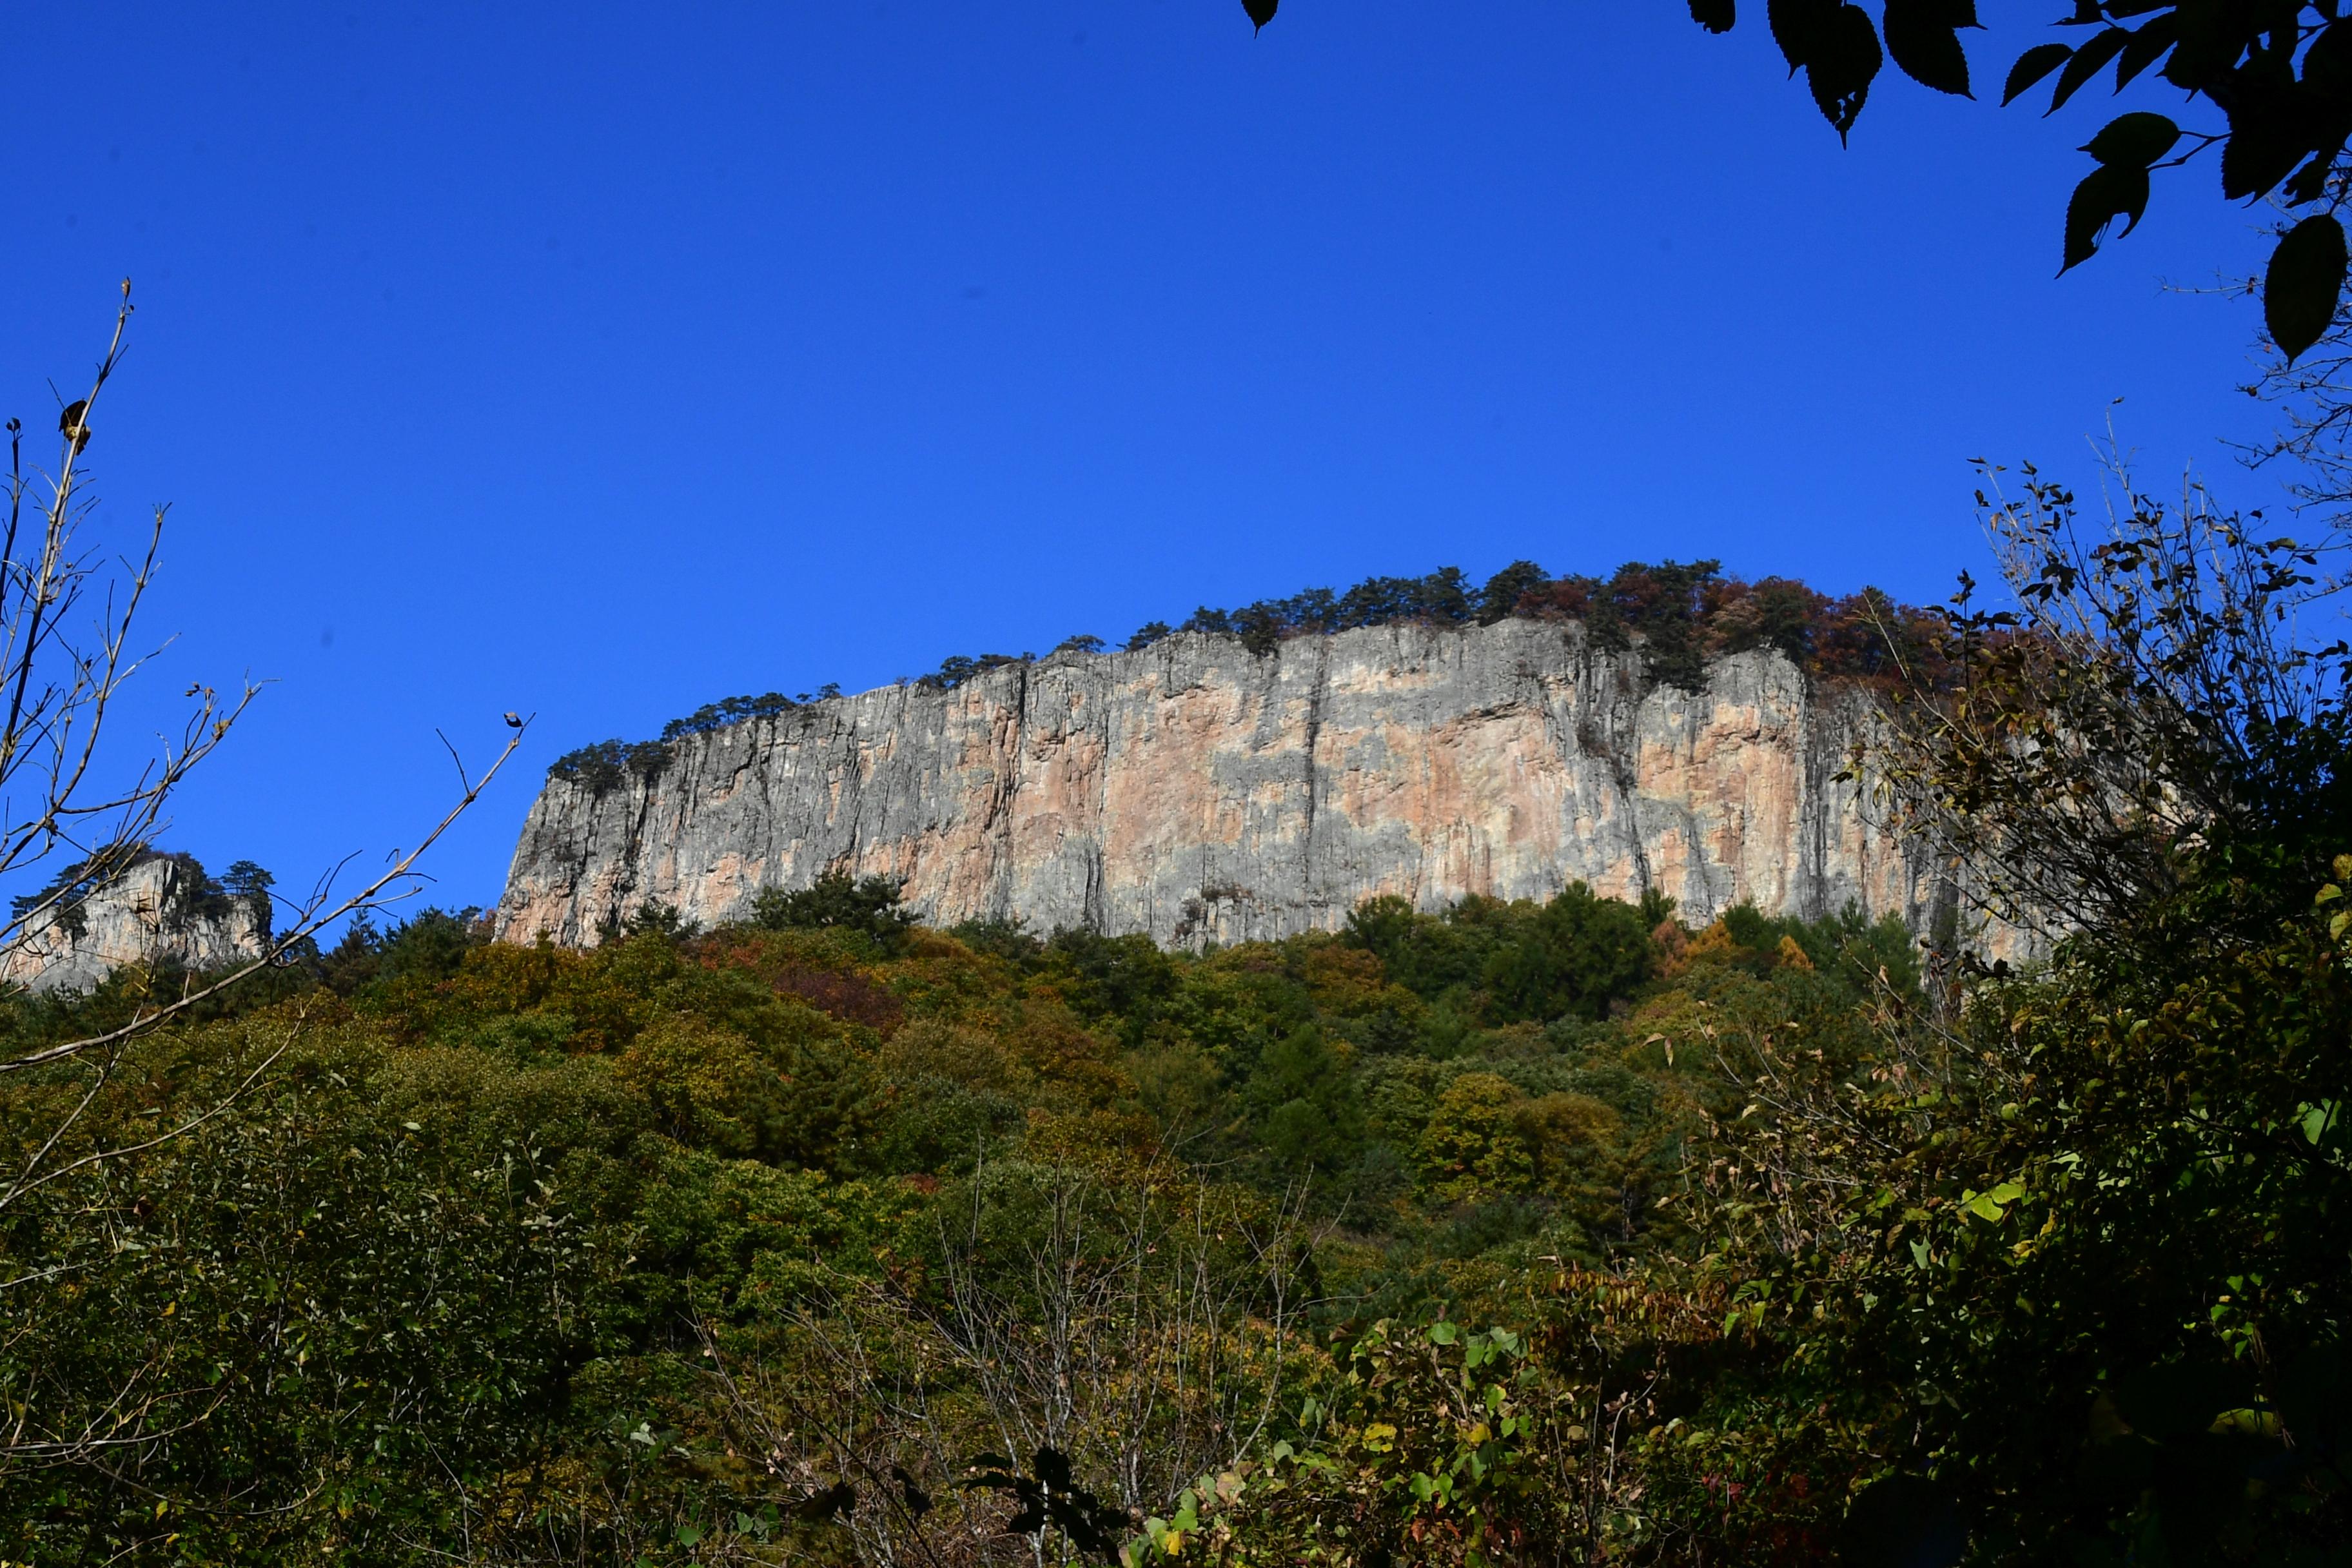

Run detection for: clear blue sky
[[0, 2, 2282, 916]]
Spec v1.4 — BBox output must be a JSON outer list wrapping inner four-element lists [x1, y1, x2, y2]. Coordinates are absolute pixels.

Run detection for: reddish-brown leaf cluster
[[701, 941, 906, 1035], [1512, 564, 1956, 691]]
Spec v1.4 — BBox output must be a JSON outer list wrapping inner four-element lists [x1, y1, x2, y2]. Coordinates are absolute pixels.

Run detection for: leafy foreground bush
[[5, 836, 2340, 1564], [0, 882, 1904, 1564], [4, 482, 2348, 1563]]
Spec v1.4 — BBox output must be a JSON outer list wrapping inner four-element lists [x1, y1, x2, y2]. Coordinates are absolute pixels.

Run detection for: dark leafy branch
[[1718, 0, 2352, 358], [1243, 0, 2352, 363]]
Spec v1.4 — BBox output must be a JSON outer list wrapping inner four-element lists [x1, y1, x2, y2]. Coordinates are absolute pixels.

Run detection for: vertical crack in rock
[[613, 780, 656, 924], [986, 662, 1032, 925], [1561, 634, 1654, 906], [1084, 658, 1112, 932], [1795, 669, 1835, 923], [1299, 636, 1329, 917], [829, 705, 869, 883]]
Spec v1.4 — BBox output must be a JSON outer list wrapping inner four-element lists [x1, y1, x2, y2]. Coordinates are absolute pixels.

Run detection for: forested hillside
[[5, 482, 2350, 1566], [0, 873, 1919, 1563]]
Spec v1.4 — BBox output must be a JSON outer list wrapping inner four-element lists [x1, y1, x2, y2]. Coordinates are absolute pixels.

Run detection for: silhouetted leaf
[[2112, 1361, 2246, 1442], [1242, 0, 1276, 32], [2222, 102, 2311, 202], [2061, 162, 2151, 271], [1842, 1474, 1965, 1568], [2004, 43, 2073, 105], [2111, 12, 2178, 89], [1806, 3, 1883, 140], [1050, 1498, 1108, 1556], [2159, 0, 2253, 88], [2267, 214, 2347, 363], [2046, 28, 2129, 112], [1884, 0, 1971, 96], [961, 1446, 1127, 1562], [794, 1481, 856, 1523], [1769, 0, 1833, 72], [2082, 111, 2180, 167], [1689, 0, 1736, 34], [2285, 142, 2345, 206], [2308, 18, 2352, 97], [1032, 1445, 1074, 1491], [2274, 1341, 2352, 1460], [894, 1465, 932, 1519]]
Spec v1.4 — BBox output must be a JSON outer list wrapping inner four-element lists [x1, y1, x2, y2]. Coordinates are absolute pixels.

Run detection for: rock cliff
[[3, 852, 269, 994], [495, 619, 1981, 950]]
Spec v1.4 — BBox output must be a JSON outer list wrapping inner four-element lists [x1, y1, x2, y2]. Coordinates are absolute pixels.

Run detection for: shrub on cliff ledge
[[545, 736, 672, 790], [748, 868, 916, 946], [1123, 556, 1941, 692], [626, 557, 1941, 769], [660, 691, 796, 740]]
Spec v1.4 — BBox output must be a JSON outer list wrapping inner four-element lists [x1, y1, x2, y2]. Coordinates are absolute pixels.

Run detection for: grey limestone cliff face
[[495, 619, 1972, 950], [3, 854, 268, 995]]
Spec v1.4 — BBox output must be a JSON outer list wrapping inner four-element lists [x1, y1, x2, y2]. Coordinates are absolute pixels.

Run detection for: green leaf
[[2003, 42, 2072, 105], [2300, 1100, 2340, 1145], [2061, 162, 2150, 272], [1961, 1182, 2025, 1221], [1428, 1320, 1459, 1345], [2266, 215, 2347, 364], [2046, 28, 2129, 113], [1806, 3, 1884, 141], [1883, 0, 1972, 96], [1690, 0, 1737, 34], [2082, 112, 2179, 168]]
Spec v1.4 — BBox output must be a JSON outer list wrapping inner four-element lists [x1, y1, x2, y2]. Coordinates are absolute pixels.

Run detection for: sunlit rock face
[[2, 854, 266, 995], [493, 620, 1977, 950]]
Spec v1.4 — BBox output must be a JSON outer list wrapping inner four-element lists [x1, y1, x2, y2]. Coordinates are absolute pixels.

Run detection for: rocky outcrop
[[3, 853, 269, 995], [495, 620, 1992, 952]]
